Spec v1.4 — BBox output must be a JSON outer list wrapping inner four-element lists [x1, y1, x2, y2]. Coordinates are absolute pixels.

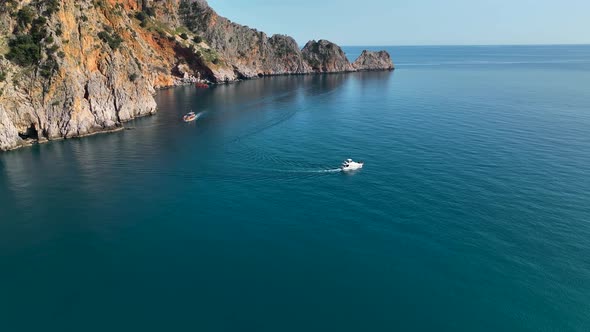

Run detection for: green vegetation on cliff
[[97, 30, 123, 50], [6, 2, 62, 80], [6, 35, 40, 66]]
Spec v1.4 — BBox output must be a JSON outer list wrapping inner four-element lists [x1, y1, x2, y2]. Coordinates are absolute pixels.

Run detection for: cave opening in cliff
[[19, 124, 39, 140]]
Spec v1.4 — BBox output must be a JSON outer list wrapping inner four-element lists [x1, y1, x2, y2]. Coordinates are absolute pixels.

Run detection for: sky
[[207, 0, 590, 46]]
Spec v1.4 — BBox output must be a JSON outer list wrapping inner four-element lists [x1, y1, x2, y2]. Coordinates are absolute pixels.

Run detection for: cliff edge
[[0, 0, 394, 151]]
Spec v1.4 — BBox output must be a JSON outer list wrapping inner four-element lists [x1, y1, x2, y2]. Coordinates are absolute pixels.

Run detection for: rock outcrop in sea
[[0, 0, 394, 151], [302, 40, 355, 73], [354, 50, 395, 71]]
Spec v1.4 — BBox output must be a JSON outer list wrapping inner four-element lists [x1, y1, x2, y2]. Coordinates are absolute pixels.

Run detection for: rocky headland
[[0, 0, 394, 151]]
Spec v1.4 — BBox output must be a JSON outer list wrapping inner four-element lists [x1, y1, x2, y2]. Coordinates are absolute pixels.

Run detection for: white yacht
[[341, 159, 364, 172]]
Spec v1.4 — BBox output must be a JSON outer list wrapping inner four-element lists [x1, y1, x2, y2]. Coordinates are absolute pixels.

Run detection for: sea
[[1, 45, 589, 331]]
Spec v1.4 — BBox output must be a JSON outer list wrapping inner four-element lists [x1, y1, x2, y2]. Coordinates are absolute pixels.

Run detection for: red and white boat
[[183, 111, 197, 122]]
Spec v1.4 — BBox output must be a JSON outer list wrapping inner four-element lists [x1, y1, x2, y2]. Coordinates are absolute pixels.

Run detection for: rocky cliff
[[0, 0, 394, 151], [353, 50, 395, 71], [302, 40, 354, 73]]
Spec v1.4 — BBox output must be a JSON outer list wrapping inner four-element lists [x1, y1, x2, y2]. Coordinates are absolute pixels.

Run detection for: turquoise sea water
[[1, 45, 590, 331]]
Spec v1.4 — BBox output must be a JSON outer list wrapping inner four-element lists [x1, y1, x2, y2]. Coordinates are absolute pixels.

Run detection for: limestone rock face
[[302, 40, 355, 73], [353, 50, 395, 71], [179, 0, 312, 81], [0, 0, 178, 150], [0, 105, 21, 150], [0, 0, 394, 151]]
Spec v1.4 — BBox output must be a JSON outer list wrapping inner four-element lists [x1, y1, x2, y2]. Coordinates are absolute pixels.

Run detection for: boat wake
[[238, 166, 342, 175], [195, 111, 207, 120], [317, 168, 343, 173], [280, 168, 342, 174]]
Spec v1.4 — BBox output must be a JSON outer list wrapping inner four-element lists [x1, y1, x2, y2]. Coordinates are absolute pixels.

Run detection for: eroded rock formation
[[354, 50, 395, 71], [302, 40, 355, 73]]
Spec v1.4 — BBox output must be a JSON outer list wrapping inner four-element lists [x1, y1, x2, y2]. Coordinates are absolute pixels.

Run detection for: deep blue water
[[1, 45, 590, 331]]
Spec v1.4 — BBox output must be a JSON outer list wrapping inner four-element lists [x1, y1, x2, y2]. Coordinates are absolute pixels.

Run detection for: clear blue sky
[[207, 0, 590, 46]]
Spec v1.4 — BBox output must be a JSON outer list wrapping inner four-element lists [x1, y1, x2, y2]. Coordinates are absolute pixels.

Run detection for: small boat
[[341, 159, 364, 172], [183, 111, 197, 122], [195, 82, 209, 89]]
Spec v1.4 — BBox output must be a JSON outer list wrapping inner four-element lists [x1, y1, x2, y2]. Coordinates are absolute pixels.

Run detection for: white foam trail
[[282, 168, 342, 174], [244, 167, 342, 174], [195, 111, 207, 120], [319, 168, 343, 173]]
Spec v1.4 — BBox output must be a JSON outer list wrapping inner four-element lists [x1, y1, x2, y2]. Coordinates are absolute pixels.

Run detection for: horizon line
[[340, 43, 590, 47]]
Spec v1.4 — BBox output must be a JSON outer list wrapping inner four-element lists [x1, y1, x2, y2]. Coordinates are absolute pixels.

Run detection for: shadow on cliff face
[[172, 43, 217, 81], [18, 124, 39, 140]]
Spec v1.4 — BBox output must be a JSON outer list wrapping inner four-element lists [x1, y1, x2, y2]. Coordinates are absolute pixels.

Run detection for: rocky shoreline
[[0, 0, 393, 151]]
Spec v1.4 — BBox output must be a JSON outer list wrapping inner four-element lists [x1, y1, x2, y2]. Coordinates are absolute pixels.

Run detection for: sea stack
[[353, 50, 395, 71]]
